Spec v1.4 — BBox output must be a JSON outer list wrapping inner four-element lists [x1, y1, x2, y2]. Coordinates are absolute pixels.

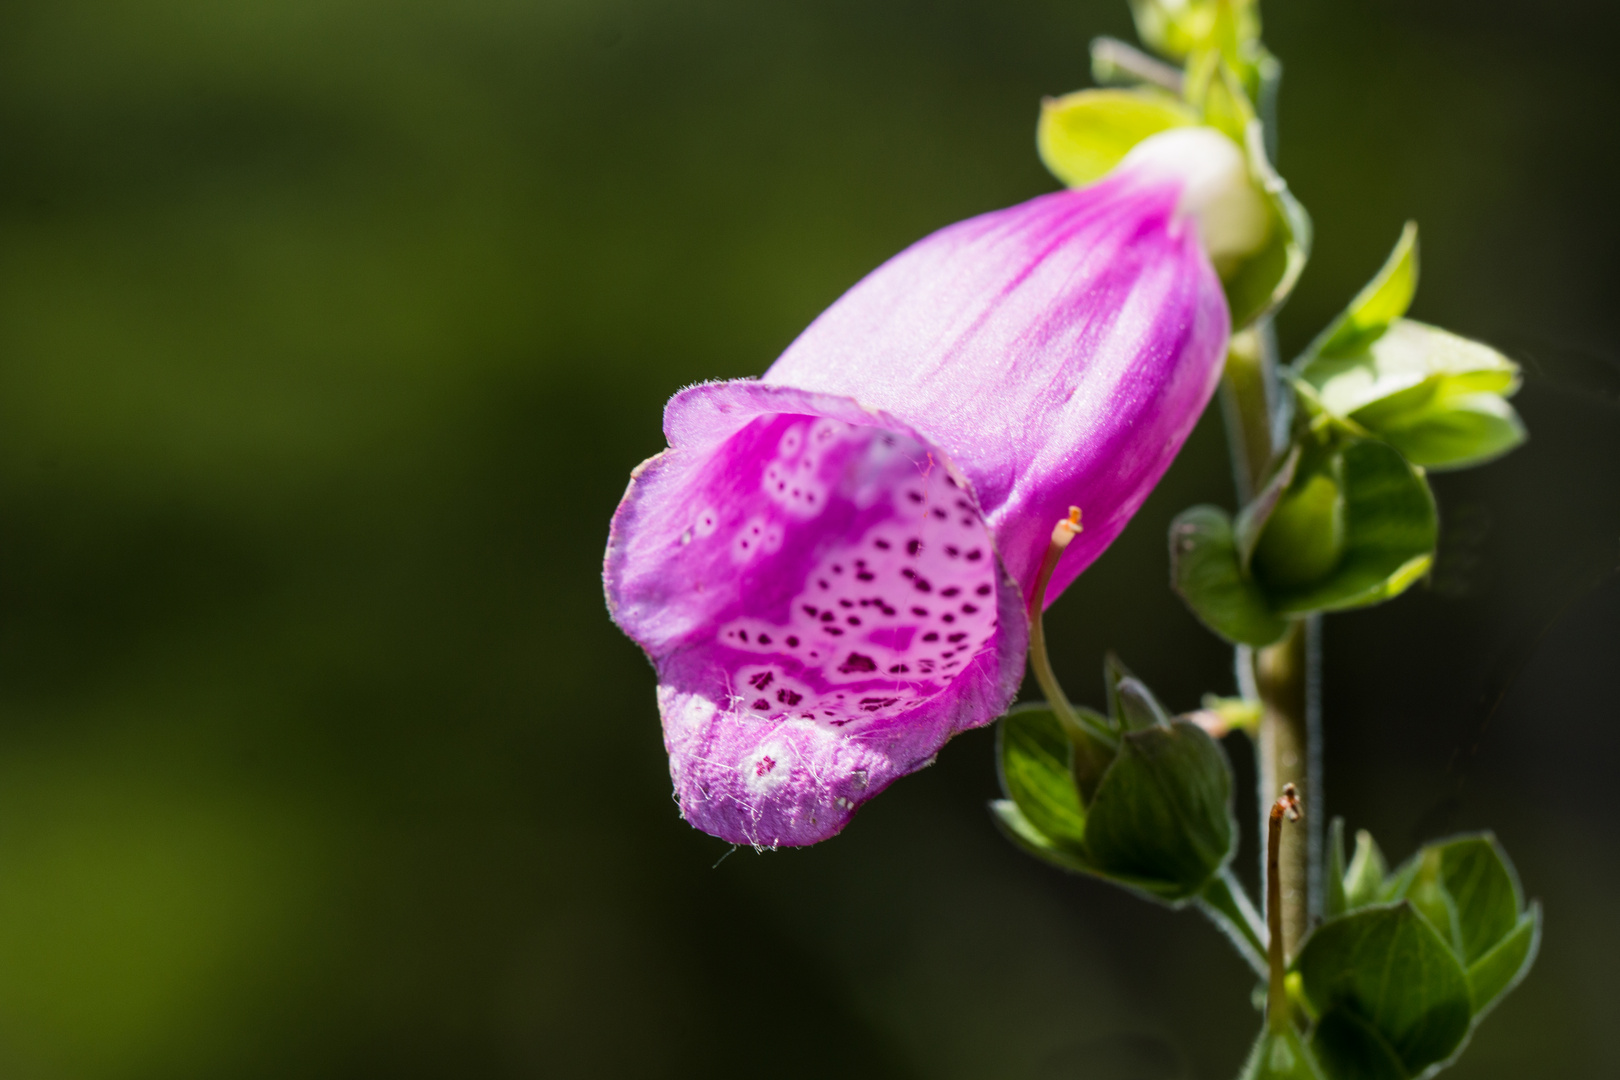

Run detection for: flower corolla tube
[[605, 128, 1256, 847]]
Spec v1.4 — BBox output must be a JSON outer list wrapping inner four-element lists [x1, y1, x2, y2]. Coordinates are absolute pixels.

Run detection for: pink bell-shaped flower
[[606, 128, 1259, 847]]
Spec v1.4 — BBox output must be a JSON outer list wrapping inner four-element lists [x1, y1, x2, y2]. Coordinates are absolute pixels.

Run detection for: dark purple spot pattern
[[711, 418, 999, 728]]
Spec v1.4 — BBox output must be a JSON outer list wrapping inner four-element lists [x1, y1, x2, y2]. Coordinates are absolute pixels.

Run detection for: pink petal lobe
[[607, 383, 1026, 846]]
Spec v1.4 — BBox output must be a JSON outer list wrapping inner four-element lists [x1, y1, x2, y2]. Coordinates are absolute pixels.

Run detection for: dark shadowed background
[[0, 1, 1616, 1077]]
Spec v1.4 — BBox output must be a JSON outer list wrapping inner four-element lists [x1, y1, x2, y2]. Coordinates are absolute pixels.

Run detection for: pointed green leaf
[[1169, 504, 1290, 646], [1084, 720, 1236, 902], [1302, 317, 1516, 417], [1294, 903, 1472, 1076], [1343, 828, 1389, 910], [1467, 904, 1540, 1017], [1298, 318, 1526, 470], [1037, 88, 1196, 188], [1257, 438, 1437, 616], [1312, 222, 1419, 360], [1238, 1024, 1327, 1080], [1303, 320, 1518, 421], [996, 705, 1088, 848]]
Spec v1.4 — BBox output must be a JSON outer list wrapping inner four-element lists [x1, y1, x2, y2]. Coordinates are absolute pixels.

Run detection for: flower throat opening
[[676, 413, 1002, 731]]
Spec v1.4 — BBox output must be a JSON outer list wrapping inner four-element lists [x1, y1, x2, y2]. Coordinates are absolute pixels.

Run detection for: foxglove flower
[[605, 128, 1262, 847]]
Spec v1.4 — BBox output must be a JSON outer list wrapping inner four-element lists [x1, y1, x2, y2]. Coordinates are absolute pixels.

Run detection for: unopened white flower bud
[[1120, 126, 1271, 269]]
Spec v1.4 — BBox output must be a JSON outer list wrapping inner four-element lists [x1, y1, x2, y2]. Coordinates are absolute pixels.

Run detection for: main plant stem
[[1221, 326, 1322, 961]]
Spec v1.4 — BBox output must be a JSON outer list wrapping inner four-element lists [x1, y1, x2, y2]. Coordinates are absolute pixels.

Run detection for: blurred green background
[[0, 1, 1616, 1077]]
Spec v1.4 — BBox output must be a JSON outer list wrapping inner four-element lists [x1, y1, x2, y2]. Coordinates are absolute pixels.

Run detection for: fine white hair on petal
[[1119, 126, 1271, 267]]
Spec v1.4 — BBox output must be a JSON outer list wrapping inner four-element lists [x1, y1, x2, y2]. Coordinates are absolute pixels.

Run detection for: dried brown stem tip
[[1272, 782, 1302, 824], [1266, 782, 1303, 1032]]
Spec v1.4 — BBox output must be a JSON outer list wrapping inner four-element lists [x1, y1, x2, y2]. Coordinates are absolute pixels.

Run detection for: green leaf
[[1169, 504, 1290, 646], [1238, 1024, 1326, 1080], [1294, 903, 1473, 1076], [1296, 318, 1526, 471], [996, 705, 1089, 848], [1467, 905, 1540, 1017], [1311, 222, 1418, 360], [1256, 438, 1437, 617], [1375, 392, 1526, 471], [1343, 828, 1389, 910], [1309, 1009, 1409, 1080], [1084, 720, 1236, 902], [1222, 122, 1311, 328], [1037, 88, 1196, 188], [988, 799, 1093, 874]]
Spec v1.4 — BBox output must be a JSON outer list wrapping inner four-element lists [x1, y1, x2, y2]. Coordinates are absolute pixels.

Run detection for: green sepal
[[1297, 830, 1541, 1077], [1250, 448, 1347, 591], [1169, 504, 1291, 646], [1220, 120, 1311, 328], [996, 704, 1090, 847], [1238, 1024, 1327, 1080], [1037, 88, 1197, 188], [1103, 652, 1174, 733], [1309, 221, 1418, 360], [1252, 437, 1436, 616], [1294, 903, 1473, 1078], [1083, 719, 1236, 902], [991, 670, 1239, 907], [1173, 434, 1434, 637]]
